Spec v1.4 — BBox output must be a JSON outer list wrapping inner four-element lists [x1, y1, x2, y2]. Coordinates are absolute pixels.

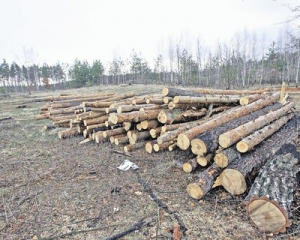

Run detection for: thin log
[[188, 87, 265, 95], [94, 131, 106, 143], [83, 115, 109, 126], [182, 158, 198, 173], [177, 92, 280, 150], [197, 153, 214, 167], [218, 101, 295, 148], [236, 113, 294, 153], [131, 131, 151, 143], [114, 134, 129, 145], [168, 142, 178, 151], [109, 109, 161, 124], [58, 128, 79, 139], [150, 127, 162, 138], [173, 95, 240, 104], [141, 119, 159, 130], [103, 127, 126, 138], [168, 101, 203, 110], [162, 87, 203, 97], [239, 94, 263, 106], [245, 144, 300, 234], [124, 142, 145, 153], [136, 123, 142, 131], [190, 102, 283, 156], [157, 109, 186, 124], [153, 140, 175, 152], [145, 140, 156, 154], [216, 116, 298, 195], [123, 122, 132, 131]]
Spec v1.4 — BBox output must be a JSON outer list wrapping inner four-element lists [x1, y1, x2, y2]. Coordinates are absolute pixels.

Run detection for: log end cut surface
[[219, 169, 247, 195], [246, 196, 291, 233], [177, 133, 190, 150], [187, 183, 204, 200]]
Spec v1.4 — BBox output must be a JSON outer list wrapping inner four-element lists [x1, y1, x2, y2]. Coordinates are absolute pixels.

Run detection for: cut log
[[280, 81, 286, 103], [161, 123, 185, 134], [181, 109, 207, 118], [136, 123, 142, 131], [150, 127, 162, 138], [109, 109, 161, 124], [114, 135, 129, 145], [182, 158, 199, 173], [190, 102, 283, 156], [123, 122, 132, 131], [94, 131, 106, 143], [83, 115, 109, 126], [36, 113, 49, 120], [48, 106, 83, 116], [103, 127, 126, 138], [245, 144, 300, 234], [197, 154, 214, 167], [131, 131, 151, 143], [163, 96, 173, 104], [173, 95, 240, 104], [168, 101, 203, 110], [117, 104, 147, 113], [215, 116, 298, 195], [58, 128, 79, 139], [124, 142, 145, 152], [168, 142, 178, 151], [236, 113, 294, 153], [186, 163, 222, 199], [218, 101, 295, 148], [188, 87, 265, 95], [157, 109, 186, 124], [177, 92, 280, 150], [239, 94, 263, 106], [162, 87, 203, 97], [141, 119, 159, 130], [86, 123, 106, 131], [145, 140, 157, 154], [146, 97, 165, 104], [153, 140, 174, 152]]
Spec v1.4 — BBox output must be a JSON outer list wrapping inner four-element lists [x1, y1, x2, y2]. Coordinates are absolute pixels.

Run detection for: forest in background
[[1, 25, 300, 93]]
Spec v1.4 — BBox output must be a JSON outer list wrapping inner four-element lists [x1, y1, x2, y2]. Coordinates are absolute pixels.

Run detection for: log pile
[[35, 85, 299, 234]]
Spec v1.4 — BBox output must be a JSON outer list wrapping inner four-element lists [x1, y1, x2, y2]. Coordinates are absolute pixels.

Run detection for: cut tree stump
[[245, 144, 300, 234], [215, 116, 298, 195], [190, 102, 283, 156], [218, 101, 295, 148], [177, 92, 280, 150]]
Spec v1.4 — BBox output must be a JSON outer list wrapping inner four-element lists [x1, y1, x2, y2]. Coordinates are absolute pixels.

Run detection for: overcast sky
[[0, 0, 299, 66]]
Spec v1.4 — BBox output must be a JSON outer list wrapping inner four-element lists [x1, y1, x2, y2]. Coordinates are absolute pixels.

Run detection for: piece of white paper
[[117, 159, 139, 171]]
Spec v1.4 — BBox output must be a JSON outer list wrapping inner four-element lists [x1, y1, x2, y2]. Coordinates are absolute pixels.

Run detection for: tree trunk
[[245, 144, 300, 234], [173, 95, 240, 104], [219, 102, 295, 148], [236, 113, 294, 153], [215, 116, 298, 195], [239, 94, 263, 105], [177, 92, 280, 150]]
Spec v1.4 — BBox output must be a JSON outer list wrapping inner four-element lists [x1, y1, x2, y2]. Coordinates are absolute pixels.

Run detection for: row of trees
[[1, 28, 300, 93]]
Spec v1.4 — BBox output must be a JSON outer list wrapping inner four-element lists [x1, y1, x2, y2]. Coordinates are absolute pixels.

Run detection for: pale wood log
[[190, 102, 283, 156], [106, 107, 117, 114], [245, 144, 300, 234], [58, 128, 79, 139], [124, 142, 145, 152], [161, 123, 185, 134], [146, 97, 165, 104], [188, 87, 265, 95], [104, 120, 117, 128], [93, 131, 106, 143], [47, 93, 114, 103], [53, 119, 71, 126], [88, 107, 108, 112], [168, 101, 203, 110], [168, 142, 178, 151], [163, 96, 173, 104], [186, 163, 222, 199], [173, 95, 240, 104], [197, 154, 214, 167], [181, 109, 207, 118], [136, 123, 142, 131], [157, 109, 186, 124], [83, 102, 112, 108], [141, 119, 159, 130], [131, 131, 151, 143], [50, 114, 76, 121], [236, 113, 294, 153], [83, 115, 109, 126], [239, 94, 263, 105], [153, 140, 175, 152], [48, 106, 83, 116], [218, 101, 295, 148], [117, 104, 149, 113], [177, 92, 280, 150], [103, 127, 126, 138], [145, 140, 156, 154], [77, 112, 104, 120], [150, 127, 162, 138], [123, 122, 132, 131], [110, 134, 125, 144], [215, 116, 298, 195], [109, 109, 161, 124], [162, 87, 203, 97], [132, 98, 147, 105], [126, 130, 136, 138], [139, 104, 166, 112], [183, 158, 198, 173], [78, 137, 93, 145], [114, 135, 129, 145]]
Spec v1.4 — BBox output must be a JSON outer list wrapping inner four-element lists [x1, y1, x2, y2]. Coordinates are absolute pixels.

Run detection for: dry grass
[[0, 84, 299, 239]]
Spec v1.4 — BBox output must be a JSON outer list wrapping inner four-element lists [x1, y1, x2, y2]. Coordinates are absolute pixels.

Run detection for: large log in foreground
[[245, 144, 300, 234], [177, 92, 280, 150], [216, 116, 298, 196]]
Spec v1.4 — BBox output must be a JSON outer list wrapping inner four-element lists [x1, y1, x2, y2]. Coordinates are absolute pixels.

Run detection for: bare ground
[[0, 84, 299, 240]]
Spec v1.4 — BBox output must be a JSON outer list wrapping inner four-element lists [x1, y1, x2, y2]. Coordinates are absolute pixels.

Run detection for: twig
[[133, 170, 188, 234], [39, 223, 126, 240], [105, 218, 146, 240]]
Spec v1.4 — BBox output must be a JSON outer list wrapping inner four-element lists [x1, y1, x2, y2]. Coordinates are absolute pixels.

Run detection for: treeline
[[1, 28, 300, 93]]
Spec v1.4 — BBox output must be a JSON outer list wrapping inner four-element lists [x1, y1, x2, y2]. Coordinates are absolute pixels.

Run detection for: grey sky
[[0, 0, 299, 66]]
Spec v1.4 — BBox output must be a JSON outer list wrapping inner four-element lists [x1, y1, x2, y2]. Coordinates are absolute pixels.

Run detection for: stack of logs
[[36, 84, 299, 234]]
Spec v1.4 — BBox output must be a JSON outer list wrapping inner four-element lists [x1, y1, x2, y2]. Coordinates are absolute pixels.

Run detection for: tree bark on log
[[183, 158, 199, 173], [109, 109, 161, 124], [150, 127, 162, 138], [190, 102, 283, 156], [153, 140, 175, 152], [186, 163, 222, 199], [168, 101, 204, 110], [145, 140, 157, 154], [124, 142, 145, 152], [157, 109, 186, 124], [236, 113, 294, 153], [58, 128, 79, 139], [83, 115, 109, 126], [177, 92, 280, 150], [141, 119, 159, 130], [173, 95, 240, 104], [245, 144, 300, 234], [197, 154, 214, 167], [114, 135, 129, 145], [239, 94, 263, 106], [188, 87, 265, 95], [162, 87, 203, 97], [216, 116, 298, 195], [102, 127, 126, 138], [218, 101, 295, 148]]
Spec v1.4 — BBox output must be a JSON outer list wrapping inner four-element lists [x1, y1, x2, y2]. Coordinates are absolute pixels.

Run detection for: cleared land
[[0, 84, 299, 239]]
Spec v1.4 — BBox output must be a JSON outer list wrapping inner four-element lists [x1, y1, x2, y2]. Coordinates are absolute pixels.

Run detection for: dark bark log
[[162, 87, 203, 97]]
